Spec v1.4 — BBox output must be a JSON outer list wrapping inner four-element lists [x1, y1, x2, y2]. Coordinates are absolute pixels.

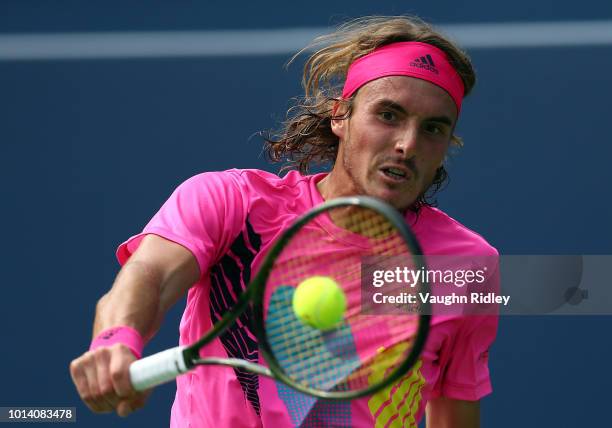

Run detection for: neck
[[316, 168, 357, 201]]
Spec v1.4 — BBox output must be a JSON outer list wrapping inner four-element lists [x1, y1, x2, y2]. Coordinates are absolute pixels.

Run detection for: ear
[[330, 100, 348, 140], [438, 154, 447, 169], [440, 153, 447, 167]]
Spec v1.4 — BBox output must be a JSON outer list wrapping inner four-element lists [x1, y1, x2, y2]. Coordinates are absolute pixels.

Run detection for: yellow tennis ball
[[292, 276, 347, 331]]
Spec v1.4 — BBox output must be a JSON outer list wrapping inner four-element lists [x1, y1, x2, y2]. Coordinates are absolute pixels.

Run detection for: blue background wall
[[1, 1, 611, 427]]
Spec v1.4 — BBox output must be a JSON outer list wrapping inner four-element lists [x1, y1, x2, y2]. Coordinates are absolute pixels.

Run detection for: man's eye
[[425, 123, 446, 135], [427, 124, 441, 134], [379, 111, 396, 122]]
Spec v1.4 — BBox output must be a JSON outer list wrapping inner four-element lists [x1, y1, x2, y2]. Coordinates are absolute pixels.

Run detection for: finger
[[110, 345, 149, 418], [117, 390, 151, 418], [71, 352, 109, 413], [81, 352, 114, 413], [116, 400, 133, 418], [93, 348, 121, 409], [109, 343, 137, 399], [69, 357, 95, 411], [129, 390, 151, 411]]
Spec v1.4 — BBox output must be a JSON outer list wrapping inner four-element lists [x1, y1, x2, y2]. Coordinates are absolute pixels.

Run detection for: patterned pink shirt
[[117, 169, 498, 427]]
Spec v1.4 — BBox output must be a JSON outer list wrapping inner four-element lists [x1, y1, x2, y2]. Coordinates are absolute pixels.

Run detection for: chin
[[370, 191, 415, 211], [368, 185, 414, 205]]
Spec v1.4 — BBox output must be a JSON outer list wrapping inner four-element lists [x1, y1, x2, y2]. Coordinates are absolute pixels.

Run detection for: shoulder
[[228, 169, 320, 209], [229, 168, 313, 191], [188, 168, 311, 192], [176, 169, 288, 198], [414, 206, 498, 257], [184, 169, 321, 219]]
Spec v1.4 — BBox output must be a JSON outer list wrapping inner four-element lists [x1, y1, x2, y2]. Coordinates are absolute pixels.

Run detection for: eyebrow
[[374, 99, 455, 127]]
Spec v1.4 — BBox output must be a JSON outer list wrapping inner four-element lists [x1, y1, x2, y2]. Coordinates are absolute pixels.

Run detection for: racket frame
[[134, 196, 431, 400]]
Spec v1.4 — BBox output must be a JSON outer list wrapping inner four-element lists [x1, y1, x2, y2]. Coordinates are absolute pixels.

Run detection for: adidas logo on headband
[[410, 54, 439, 75]]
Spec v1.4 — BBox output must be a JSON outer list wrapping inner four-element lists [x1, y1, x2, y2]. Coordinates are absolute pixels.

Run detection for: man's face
[[329, 76, 458, 211]]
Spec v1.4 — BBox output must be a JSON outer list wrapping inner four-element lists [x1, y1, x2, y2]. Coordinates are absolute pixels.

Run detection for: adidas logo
[[101, 328, 119, 340], [410, 54, 439, 74]]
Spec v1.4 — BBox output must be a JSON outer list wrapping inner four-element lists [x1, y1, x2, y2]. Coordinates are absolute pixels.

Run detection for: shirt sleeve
[[432, 314, 498, 401], [116, 170, 249, 277], [431, 254, 500, 401]]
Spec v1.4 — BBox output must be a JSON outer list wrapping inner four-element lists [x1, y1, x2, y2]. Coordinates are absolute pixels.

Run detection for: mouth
[[379, 165, 412, 183]]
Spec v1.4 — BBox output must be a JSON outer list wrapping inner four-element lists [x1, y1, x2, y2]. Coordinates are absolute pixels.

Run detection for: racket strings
[[264, 205, 422, 392], [267, 299, 417, 382], [266, 304, 416, 389]]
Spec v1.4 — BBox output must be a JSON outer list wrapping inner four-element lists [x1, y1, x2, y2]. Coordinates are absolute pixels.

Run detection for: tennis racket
[[129, 196, 430, 400]]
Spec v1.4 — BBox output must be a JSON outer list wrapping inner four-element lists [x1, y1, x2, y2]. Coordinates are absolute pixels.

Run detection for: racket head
[[252, 196, 431, 399]]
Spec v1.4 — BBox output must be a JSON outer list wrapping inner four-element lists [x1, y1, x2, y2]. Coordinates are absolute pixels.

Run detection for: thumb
[[116, 400, 133, 418], [116, 389, 152, 418]]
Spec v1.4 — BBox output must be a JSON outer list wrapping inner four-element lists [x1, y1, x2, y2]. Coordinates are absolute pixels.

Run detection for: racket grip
[[129, 346, 189, 391]]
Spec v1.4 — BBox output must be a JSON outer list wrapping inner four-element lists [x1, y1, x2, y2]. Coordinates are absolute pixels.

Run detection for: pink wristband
[[89, 326, 144, 359]]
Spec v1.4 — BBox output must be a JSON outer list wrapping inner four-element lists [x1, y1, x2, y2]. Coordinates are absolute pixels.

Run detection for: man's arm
[[69, 234, 200, 417], [426, 397, 480, 428]]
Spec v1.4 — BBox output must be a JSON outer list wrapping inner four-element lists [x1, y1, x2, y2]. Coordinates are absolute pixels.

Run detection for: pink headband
[[342, 41, 465, 113]]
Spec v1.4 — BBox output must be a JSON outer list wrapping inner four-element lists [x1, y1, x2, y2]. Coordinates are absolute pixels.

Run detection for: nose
[[394, 124, 419, 158]]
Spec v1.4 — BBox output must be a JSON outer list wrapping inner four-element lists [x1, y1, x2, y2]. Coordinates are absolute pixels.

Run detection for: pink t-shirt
[[117, 169, 499, 428]]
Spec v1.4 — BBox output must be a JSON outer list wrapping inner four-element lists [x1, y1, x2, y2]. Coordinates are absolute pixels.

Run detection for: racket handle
[[129, 346, 189, 391]]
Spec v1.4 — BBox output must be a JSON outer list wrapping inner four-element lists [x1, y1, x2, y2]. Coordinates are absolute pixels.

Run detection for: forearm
[[71, 235, 199, 416], [93, 259, 165, 341]]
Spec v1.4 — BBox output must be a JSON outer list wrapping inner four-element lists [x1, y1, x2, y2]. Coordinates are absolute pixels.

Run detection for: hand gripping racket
[[129, 196, 431, 399]]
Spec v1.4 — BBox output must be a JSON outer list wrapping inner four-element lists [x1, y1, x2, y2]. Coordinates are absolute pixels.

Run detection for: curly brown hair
[[262, 16, 476, 209]]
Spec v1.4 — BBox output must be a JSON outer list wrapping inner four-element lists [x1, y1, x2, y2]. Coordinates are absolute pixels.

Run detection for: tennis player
[[70, 16, 498, 427]]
